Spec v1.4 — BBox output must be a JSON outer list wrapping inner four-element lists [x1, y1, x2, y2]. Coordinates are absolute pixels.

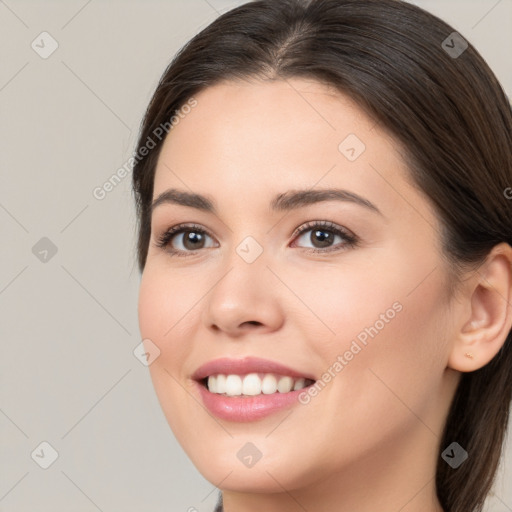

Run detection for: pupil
[[185, 231, 203, 249], [313, 229, 332, 248]]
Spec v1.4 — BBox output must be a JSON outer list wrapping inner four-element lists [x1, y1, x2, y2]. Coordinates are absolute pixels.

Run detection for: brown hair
[[131, 1, 512, 510]]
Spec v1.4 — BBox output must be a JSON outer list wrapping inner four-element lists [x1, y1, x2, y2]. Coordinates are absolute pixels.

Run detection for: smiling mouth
[[199, 373, 316, 397]]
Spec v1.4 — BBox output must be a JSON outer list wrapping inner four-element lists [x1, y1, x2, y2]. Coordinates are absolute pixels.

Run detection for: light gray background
[[1, 0, 511, 510]]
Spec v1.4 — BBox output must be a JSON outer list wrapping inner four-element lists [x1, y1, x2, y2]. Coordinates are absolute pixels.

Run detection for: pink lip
[[195, 382, 311, 422], [192, 356, 316, 381], [191, 356, 317, 422]]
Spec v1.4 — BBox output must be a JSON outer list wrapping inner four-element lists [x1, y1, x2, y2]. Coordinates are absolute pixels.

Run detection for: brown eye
[[155, 224, 216, 255], [292, 221, 358, 253], [180, 230, 207, 250], [155, 220, 358, 258]]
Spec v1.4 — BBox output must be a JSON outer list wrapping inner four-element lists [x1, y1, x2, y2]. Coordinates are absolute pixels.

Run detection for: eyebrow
[[151, 188, 383, 216]]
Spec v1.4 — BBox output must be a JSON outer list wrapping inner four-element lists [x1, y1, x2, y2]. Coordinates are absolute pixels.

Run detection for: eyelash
[[154, 221, 359, 257]]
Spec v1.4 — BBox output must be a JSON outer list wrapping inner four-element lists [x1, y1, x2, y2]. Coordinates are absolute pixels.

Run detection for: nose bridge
[[202, 232, 283, 333], [234, 233, 266, 266], [214, 233, 269, 302]]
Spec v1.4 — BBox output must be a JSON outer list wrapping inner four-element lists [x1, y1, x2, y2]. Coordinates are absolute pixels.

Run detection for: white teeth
[[242, 373, 262, 396], [293, 377, 306, 391], [277, 376, 293, 393], [206, 373, 311, 396], [207, 375, 217, 393], [216, 374, 226, 391], [225, 375, 242, 396], [261, 374, 277, 394]]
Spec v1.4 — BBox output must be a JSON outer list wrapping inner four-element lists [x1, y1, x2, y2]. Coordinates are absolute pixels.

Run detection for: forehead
[[152, 78, 428, 223], [158, 78, 377, 163]]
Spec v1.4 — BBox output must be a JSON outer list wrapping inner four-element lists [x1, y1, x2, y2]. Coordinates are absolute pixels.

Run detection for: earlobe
[[447, 243, 512, 373]]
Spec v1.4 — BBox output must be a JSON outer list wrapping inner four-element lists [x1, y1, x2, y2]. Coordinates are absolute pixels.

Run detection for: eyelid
[[290, 220, 355, 240]]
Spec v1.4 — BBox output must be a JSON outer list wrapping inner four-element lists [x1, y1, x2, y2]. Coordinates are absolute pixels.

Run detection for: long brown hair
[[131, 1, 512, 510]]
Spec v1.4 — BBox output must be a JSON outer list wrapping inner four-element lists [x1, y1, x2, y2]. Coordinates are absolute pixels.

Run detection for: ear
[[448, 242, 512, 373]]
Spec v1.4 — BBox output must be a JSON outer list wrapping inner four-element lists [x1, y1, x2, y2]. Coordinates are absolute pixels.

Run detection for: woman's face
[[138, 78, 459, 497]]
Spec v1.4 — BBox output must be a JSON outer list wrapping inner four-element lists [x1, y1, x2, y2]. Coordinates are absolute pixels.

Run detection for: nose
[[201, 249, 285, 338]]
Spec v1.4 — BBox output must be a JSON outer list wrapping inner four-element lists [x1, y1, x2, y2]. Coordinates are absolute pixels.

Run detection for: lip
[[191, 356, 317, 422], [192, 356, 316, 381], [195, 382, 312, 422]]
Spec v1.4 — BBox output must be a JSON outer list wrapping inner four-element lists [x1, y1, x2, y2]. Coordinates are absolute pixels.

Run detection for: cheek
[[138, 265, 202, 343], [137, 274, 162, 339], [317, 272, 449, 439], [282, 255, 404, 355], [137, 268, 198, 394], [290, 256, 449, 427], [137, 268, 203, 444], [289, 243, 447, 364]]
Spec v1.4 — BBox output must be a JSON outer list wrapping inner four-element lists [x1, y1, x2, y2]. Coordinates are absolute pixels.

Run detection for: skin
[[137, 78, 512, 512]]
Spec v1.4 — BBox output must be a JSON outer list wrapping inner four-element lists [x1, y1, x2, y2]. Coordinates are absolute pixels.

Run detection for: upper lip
[[192, 356, 317, 381]]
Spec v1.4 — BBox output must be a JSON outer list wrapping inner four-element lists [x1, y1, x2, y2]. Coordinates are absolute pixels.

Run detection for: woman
[[132, 1, 512, 511]]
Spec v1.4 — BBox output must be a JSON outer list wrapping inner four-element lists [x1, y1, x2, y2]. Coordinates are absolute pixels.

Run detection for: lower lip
[[195, 381, 310, 422]]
